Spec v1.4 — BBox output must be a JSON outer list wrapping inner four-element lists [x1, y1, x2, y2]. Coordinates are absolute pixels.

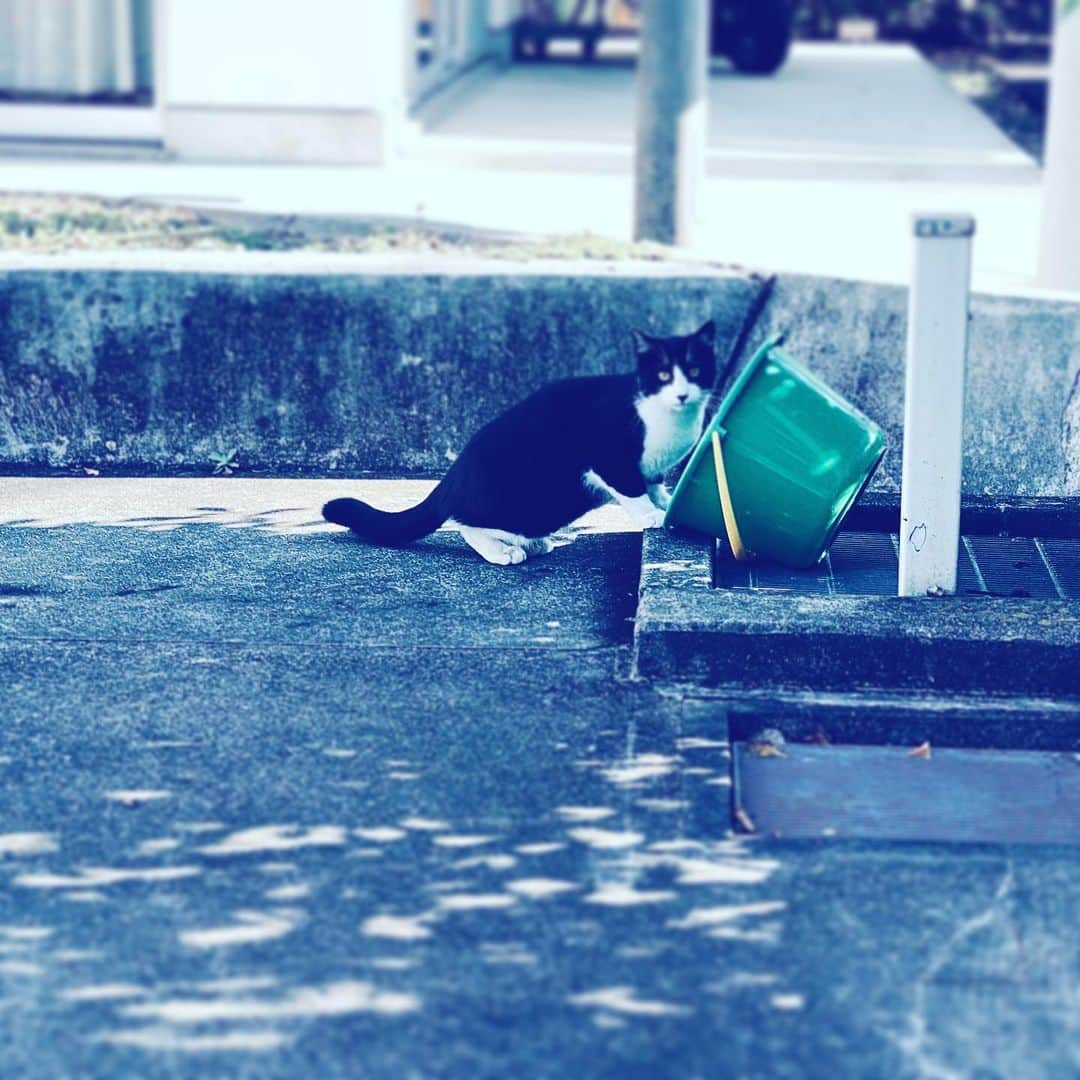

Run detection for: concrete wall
[[162, 0, 412, 163], [0, 259, 759, 478], [165, 0, 404, 111], [0, 258, 1076, 496], [0, 0, 503, 159]]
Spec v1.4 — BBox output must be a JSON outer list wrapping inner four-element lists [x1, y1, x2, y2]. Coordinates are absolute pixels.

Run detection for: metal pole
[[898, 214, 974, 597], [633, 0, 708, 246], [1039, 1, 1080, 291]]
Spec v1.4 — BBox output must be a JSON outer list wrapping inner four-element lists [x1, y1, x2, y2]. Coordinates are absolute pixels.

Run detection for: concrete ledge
[[163, 106, 386, 165], [634, 529, 1080, 699], [409, 137, 1039, 185], [0, 257, 761, 475], [0, 256, 1077, 492], [846, 491, 1080, 539]]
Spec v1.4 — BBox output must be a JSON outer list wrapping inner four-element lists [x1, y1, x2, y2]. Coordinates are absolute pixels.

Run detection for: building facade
[[0, 0, 523, 162]]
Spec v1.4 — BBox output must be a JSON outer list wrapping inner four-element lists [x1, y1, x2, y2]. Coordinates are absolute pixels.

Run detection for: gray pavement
[[1, 481, 1078, 1077], [419, 44, 1034, 182]]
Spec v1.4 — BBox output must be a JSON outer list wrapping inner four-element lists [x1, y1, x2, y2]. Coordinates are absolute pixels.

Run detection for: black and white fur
[[323, 320, 717, 565]]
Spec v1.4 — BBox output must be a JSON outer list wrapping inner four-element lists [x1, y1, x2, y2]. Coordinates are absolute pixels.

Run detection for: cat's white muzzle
[[659, 368, 703, 412]]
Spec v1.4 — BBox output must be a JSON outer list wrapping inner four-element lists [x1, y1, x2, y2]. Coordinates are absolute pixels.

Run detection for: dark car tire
[[712, 0, 793, 76]]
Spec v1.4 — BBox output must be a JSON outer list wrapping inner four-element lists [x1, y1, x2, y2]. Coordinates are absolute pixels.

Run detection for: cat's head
[[631, 320, 716, 411]]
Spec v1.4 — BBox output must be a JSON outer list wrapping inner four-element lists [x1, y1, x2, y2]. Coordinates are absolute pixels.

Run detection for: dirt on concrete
[[0, 191, 694, 263]]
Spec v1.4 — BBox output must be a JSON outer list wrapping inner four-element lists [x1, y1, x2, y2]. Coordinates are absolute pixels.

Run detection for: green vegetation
[[209, 449, 239, 476]]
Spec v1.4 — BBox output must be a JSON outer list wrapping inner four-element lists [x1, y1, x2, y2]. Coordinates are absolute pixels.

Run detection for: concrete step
[[633, 522, 1080, 706]]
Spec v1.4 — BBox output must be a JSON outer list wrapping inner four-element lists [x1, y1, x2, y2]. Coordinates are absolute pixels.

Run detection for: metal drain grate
[[827, 532, 901, 597], [965, 536, 1060, 598], [1039, 538, 1080, 598], [714, 531, 1080, 599], [733, 742, 1080, 845]]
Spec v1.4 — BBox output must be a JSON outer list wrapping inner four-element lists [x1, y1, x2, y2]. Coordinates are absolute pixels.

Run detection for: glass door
[[413, 0, 467, 102]]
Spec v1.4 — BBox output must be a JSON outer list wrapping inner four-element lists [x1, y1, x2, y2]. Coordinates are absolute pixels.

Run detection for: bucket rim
[[712, 332, 790, 429], [663, 333, 786, 528]]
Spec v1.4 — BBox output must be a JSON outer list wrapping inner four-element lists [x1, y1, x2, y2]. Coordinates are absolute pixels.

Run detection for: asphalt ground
[[0, 480, 1076, 1078]]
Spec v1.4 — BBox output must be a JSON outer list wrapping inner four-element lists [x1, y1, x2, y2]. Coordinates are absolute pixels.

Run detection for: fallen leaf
[[735, 807, 756, 833], [907, 741, 932, 759], [82, 467, 100, 477]]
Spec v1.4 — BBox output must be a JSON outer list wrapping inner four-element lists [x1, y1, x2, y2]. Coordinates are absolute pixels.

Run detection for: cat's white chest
[[636, 397, 705, 478]]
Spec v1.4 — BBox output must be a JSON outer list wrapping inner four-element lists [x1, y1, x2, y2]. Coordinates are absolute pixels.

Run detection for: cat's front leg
[[602, 488, 665, 529], [583, 468, 666, 529], [647, 481, 671, 511], [621, 494, 666, 529]]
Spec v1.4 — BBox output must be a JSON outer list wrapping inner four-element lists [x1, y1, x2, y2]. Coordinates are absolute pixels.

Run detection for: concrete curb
[[633, 528, 1080, 700]]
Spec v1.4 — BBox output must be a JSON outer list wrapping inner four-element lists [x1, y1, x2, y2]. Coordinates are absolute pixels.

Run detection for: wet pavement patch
[[733, 742, 1080, 846]]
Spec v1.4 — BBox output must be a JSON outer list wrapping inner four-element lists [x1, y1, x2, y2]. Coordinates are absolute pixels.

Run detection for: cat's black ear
[[630, 328, 654, 356], [693, 320, 716, 347]]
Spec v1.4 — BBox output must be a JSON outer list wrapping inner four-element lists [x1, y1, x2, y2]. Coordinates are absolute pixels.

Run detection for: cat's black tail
[[322, 482, 452, 546]]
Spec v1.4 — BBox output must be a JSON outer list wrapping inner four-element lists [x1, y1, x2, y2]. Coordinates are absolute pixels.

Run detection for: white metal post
[[1039, 2, 1080, 292], [898, 214, 975, 597]]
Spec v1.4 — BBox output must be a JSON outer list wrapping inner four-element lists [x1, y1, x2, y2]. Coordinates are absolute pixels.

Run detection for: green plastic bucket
[[665, 334, 886, 569]]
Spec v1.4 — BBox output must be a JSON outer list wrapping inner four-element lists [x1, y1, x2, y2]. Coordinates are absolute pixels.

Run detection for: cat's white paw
[[480, 544, 527, 566], [637, 507, 667, 530], [460, 526, 530, 566], [650, 486, 672, 511]]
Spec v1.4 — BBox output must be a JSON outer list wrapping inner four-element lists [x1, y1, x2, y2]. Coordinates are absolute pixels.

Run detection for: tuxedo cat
[[323, 319, 717, 565]]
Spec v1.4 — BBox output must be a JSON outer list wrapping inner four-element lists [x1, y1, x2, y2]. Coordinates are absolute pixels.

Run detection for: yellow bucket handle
[[711, 429, 749, 563]]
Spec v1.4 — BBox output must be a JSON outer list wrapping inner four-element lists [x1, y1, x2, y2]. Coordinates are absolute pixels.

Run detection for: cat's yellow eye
[[658, 370, 672, 382], [688, 368, 699, 377]]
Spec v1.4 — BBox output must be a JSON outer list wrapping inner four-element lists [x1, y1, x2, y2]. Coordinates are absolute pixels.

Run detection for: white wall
[[163, 0, 410, 112]]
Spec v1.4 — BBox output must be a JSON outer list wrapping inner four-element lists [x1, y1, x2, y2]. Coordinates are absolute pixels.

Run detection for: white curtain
[[0, 0, 152, 99]]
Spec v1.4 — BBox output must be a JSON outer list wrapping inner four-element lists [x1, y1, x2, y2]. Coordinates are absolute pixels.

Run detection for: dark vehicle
[[795, 1, 1052, 57], [513, 0, 795, 76], [711, 0, 794, 75]]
